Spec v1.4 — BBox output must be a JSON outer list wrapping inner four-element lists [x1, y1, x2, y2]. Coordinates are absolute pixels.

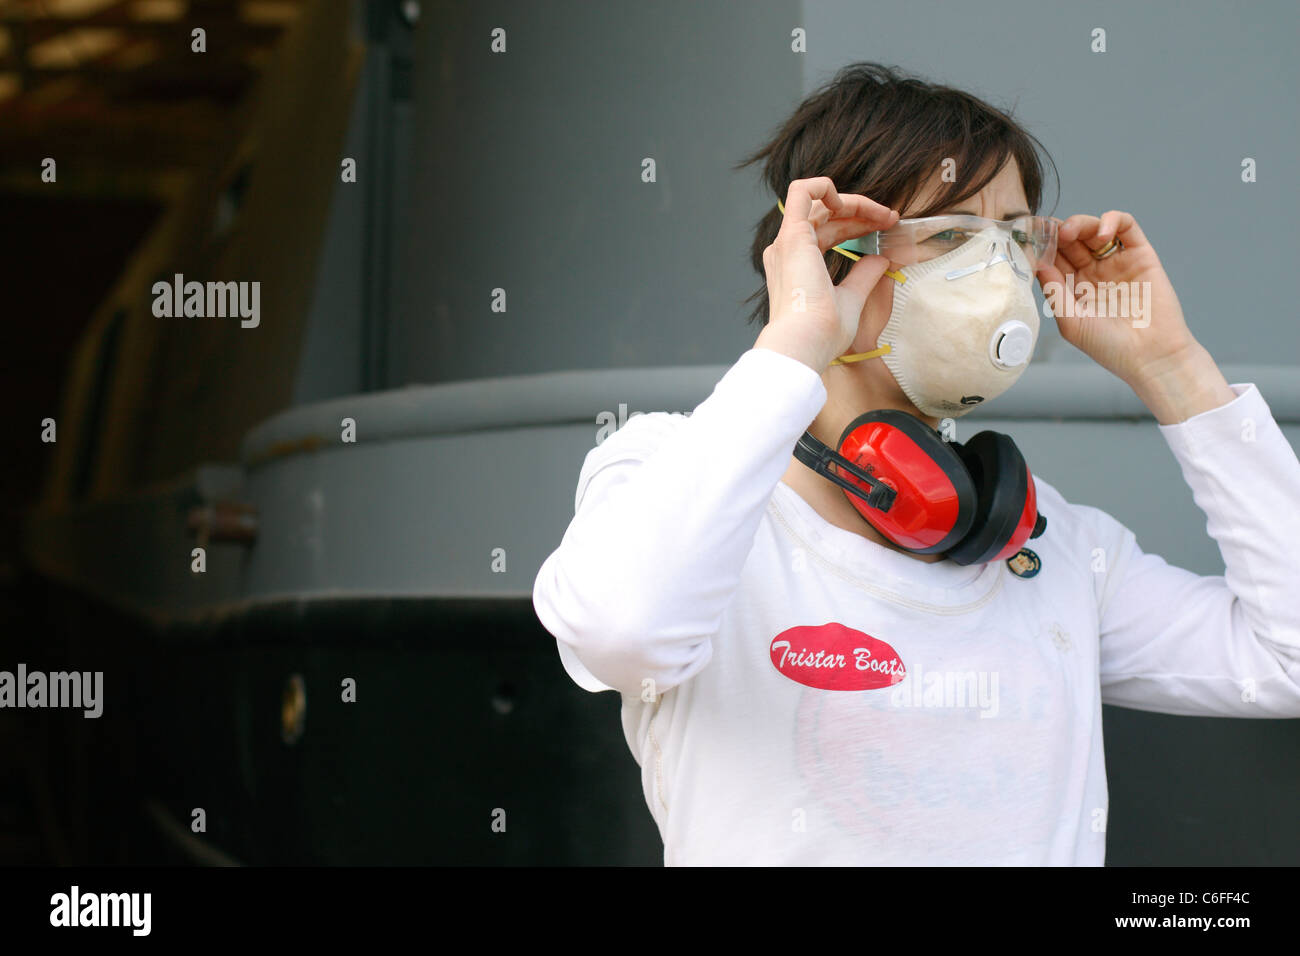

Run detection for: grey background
[[389, 0, 801, 384], [389, 0, 1298, 382]]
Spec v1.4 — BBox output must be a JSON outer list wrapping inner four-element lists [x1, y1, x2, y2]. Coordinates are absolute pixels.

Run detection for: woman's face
[[841, 157, 1033, 422]]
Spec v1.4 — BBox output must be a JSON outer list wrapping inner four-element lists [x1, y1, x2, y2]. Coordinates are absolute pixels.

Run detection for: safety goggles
[[833, 214, 1058, 272]]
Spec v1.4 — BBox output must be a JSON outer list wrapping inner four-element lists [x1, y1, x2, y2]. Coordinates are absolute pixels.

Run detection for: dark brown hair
[[735, 62, 1058, 325]]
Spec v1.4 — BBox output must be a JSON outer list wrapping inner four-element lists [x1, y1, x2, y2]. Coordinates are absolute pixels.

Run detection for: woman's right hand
[[755, 177, 900, 373]]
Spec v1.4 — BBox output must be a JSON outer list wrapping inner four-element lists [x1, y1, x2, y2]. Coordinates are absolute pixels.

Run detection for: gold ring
[[1091, 236, 1122, 260]]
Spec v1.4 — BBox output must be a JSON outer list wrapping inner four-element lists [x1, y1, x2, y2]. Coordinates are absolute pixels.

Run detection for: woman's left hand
[[1035, 211, 1236, 423]]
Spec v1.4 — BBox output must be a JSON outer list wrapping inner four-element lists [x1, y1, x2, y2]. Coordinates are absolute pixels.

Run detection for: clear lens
[[870, 215, 1057, 269]]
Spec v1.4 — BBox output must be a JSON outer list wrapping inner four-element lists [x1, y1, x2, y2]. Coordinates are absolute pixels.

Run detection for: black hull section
[[7, 571, 662, 866]]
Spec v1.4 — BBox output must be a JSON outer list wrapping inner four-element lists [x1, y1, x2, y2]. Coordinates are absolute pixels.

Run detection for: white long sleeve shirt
[[531, 347, 1300, 865]]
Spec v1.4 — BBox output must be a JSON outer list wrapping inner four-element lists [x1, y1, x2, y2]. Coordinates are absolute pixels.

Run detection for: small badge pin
[[1007, 547, 1041, 579]]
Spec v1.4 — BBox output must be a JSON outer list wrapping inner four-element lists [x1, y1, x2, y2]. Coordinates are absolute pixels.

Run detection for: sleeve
[[1096, 383, 1300, 717], [531, 347, 828, 697]]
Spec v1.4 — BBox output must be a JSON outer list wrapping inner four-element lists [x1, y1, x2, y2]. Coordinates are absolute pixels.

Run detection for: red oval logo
[[769, 623, 906, 691]]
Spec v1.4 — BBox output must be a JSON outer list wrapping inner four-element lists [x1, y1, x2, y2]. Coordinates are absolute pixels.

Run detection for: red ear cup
[[835, 410, 976, 553], [945, 431, 1037, 566]]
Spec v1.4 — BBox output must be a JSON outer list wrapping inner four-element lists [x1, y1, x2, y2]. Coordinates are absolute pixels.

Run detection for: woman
[[531, 63, 1300, 865]]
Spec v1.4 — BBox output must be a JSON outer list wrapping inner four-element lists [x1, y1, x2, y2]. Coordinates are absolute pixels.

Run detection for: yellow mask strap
[[829, 344, 891, 366]]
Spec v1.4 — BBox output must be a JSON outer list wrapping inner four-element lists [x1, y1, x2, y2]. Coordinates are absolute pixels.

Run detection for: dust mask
[[875, 227, 1039, 418]]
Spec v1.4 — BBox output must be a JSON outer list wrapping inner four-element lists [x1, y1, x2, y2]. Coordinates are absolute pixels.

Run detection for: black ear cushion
[[945, 431, 1028, 566]]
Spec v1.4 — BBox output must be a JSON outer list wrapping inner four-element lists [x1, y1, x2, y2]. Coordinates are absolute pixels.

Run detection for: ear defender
[[945, 432, 1043, 565], [793, 410, 1047, 566]]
